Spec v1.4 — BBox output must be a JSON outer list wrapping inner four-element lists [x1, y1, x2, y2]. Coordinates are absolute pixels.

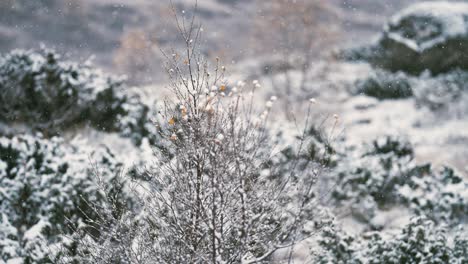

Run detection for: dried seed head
[[168, 117, 176, 125]]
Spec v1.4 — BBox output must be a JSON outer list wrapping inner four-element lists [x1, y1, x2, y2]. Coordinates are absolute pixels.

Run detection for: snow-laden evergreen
[[0, 48, 158, 146], [0, 134, 130, 263], [317, 217, 468, 263], [330, 135, 468, 226]]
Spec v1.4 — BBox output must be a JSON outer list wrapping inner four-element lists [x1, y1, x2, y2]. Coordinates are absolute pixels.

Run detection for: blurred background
[[0, 0, 414, 84]]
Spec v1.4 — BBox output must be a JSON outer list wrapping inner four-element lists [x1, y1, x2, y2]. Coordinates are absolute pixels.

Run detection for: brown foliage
[[114, 29, 160, 83]]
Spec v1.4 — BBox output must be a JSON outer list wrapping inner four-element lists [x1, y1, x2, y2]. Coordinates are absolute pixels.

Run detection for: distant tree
[[114, 29, 161, 85], [253, 0, 341, 115]]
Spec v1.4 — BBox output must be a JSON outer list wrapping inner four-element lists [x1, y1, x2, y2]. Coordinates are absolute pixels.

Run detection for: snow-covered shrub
[[0, 48, 161, 146], [413, 69, 468, 112], [316, 222, 357, 264], [354, 69, 413, 99], [61, 15, 328, 263], [263, 124, 337, 188], [0, 133, 129, 263], [341, 2, 468, 75], [316, 217, 468, 263], [332, 135, 468, 225], [363, 218, 467, 263], [353, 68, 468, 114], [453, 231, 468, 262], [366, 135, 414, 158], [66, 90, 324, 263], [398, 167, 468, 224], [306, 125, 338, 167], [116, 94, 160, 146], [0, 49, 124, 132], [332, 136, 416, 222]]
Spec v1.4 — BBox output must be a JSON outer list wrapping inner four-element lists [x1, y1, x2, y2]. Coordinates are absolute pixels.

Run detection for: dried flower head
[[168, 117, 176, 125]]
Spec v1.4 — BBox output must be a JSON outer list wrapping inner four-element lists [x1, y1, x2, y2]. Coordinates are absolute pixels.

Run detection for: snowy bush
[[0, 133, 130, 263], [332, 136, 416, 222], [363, 218, 467, 263], [0, 48, 161, 146], [398, 167, 468, 224], [65, 90, 325, 263], [331, 136, 468, 225], [0, 49, 124, 132], [413, 69, 468, 112], [316, 222, 357, 264], [353, 67, 468, 116], [353, 70, 413, 99], [306, 125, 338, 167], [116, 94, 161, 146], [341, 2, 468, 75], [316, 217, 468, 263], [262, 124, 337, 189]]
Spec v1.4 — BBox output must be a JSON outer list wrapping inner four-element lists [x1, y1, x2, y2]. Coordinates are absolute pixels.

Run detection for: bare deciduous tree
[[58, 3, 329, 263], [114, 29, 161, 85], [253, 0, 341, 117]]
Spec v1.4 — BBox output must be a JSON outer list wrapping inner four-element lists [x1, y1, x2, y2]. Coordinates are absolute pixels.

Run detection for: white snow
[[388, 2, 468, 52], [6, 258, 23, 264], [340, 95, 468, 174], [23, 219, 48, 241]]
